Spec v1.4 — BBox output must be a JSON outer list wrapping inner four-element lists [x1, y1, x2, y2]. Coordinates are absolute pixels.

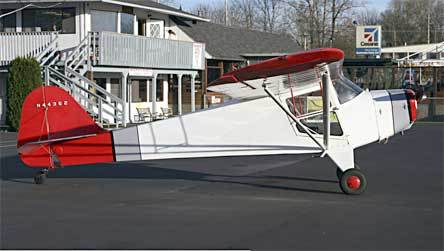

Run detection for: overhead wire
[[0, 3, 62, 19]]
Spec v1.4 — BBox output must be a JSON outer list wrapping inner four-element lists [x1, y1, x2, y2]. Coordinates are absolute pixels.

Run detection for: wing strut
[[233, 75, 256, 90], [321, 65, 331, 150]]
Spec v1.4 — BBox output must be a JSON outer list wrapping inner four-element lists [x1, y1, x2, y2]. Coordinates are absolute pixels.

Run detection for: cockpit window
[[286, 94, 343, 136], [329, 61, 363, 104]]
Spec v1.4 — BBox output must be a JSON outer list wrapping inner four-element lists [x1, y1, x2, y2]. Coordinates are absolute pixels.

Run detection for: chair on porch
[[135, 107, 154, 122], [160, 107, 173, 119]]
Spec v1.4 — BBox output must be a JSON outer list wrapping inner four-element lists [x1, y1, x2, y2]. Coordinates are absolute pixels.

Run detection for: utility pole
[[303, 33, 308, 50], [427, 13, 430, 44], [225, 0, 229, 26]]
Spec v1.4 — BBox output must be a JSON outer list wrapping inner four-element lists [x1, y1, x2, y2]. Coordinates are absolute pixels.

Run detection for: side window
[[286, 92, 343, 136]]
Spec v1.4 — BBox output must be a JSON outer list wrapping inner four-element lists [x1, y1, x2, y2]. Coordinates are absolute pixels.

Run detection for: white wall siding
[[0, 32, 55, 66]]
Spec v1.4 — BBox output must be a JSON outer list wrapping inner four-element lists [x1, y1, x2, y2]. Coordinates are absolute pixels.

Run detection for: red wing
[[209, 48, 344, 86]]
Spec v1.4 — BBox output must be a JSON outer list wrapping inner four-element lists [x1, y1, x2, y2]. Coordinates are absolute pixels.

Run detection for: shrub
[[6, 57, 42, 131]]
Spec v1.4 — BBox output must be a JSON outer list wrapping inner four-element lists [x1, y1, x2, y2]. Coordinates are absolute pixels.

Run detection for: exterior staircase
[[37, 32, 125, 128]]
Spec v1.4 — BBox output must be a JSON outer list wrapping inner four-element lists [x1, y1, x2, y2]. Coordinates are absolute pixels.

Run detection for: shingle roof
[[177, 20, 302, 60]]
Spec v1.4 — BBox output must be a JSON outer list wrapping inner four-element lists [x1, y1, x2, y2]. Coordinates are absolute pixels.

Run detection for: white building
[[0, 0, 301, 127], [0, 0, 208, 127]]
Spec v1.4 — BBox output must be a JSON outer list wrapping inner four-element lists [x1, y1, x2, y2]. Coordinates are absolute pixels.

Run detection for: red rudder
[[17, 86, 114, 168]]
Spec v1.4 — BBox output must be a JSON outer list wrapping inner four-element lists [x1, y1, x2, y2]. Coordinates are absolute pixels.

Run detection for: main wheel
[[337, 165, 360, 180], [34, 170, 48, 185], [339, 169, 367, 195], [336, 168, 343, 180]]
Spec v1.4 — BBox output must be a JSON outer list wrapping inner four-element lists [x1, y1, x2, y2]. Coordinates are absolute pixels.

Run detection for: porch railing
[[94, 31, 205, 70], [0, 32, 57, 66]]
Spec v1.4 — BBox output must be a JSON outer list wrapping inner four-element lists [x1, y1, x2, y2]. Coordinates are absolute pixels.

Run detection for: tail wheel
[[34, 169, 48, 185], [339, 169, 367, 195]]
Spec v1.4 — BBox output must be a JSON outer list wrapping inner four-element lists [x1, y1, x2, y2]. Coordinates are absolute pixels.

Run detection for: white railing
[[0, 32, 57, 66], [96, 31, 205, 70], [45, 66, 125, 127], [65, 33, 91, 75], [397, 41, 444, 67]]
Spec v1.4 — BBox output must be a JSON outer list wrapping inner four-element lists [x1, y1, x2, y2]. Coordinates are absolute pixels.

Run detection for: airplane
[[16, 48, 417, 195]]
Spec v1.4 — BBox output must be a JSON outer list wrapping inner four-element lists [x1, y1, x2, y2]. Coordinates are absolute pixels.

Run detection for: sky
[[177, 0, 391, 12]]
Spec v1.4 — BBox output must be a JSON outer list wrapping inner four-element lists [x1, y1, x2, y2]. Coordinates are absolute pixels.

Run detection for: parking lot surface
[[1, 124, 443, 250]]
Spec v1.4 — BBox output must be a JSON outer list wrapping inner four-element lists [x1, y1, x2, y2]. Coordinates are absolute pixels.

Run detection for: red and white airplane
[[17, 48, 417, 195]]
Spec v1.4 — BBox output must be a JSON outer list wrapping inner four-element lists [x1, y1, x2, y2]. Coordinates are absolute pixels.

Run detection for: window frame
[[0, 9, 17, 32], [286, 95, 344, 137], [91, 9, 118, 33], [110, 78, 121, 98], [131, 79, 148, 102], [120, 12, 134, 35], [21, 7, 76, 34]]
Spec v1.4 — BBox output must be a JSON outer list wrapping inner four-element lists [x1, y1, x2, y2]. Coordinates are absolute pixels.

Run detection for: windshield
[[329, 61, 363, 104]]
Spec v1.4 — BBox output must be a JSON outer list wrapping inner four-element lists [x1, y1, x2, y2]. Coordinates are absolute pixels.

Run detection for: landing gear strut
[[339, 168, 367, 195], [34, 169, 48, 185]]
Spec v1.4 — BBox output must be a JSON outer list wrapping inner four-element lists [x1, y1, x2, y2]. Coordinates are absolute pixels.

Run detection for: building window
[[91, 10, 117, 32], [120, 13, 134, 34], [207, 68, 221, 85], [94, 78, 107, 99], [207, 60, 224, 85], [148, 79, 164, 102], [131, 79, 147, 102], [22, 8, 75, 34], [110, 78, 121, 98], [156, 79, 164, 102], [0, 10, 16, 32]]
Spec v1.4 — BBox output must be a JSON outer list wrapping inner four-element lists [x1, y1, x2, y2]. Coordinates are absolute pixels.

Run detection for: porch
[[0, 30, 206, 126], [0, 31, 205, 70], [91, 67, 203, 124]]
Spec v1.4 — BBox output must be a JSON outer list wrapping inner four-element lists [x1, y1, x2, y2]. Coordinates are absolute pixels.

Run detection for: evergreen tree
[[6, 57, 42, 131]]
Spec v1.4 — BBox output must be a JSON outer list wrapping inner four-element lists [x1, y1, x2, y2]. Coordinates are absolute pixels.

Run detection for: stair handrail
[[46, 66, 124, 124], [65, 67, 124, 106], [397, 41, 444, 66], [35, 32, 58, 63], [65, 33, 90, 69]]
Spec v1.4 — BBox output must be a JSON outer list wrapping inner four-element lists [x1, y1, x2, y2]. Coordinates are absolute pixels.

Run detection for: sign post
[[356, 25, 382, 56]]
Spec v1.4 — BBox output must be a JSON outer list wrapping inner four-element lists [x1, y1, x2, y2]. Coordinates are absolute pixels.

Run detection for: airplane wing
[[208, 48, 344, 100]]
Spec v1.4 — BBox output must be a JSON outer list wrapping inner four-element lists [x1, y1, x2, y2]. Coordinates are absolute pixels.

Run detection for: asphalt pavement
[[1, 124, 443, 250]]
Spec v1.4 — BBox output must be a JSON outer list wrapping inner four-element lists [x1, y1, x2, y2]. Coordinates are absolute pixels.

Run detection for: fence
[[0, 32, 57, 66]]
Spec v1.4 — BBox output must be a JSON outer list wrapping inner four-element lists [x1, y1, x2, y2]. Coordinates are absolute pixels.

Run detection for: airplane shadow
[[1, 154, 342, 195]]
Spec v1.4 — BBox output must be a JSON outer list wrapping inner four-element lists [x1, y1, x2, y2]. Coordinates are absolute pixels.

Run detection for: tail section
[[18, 86, 114, 168]]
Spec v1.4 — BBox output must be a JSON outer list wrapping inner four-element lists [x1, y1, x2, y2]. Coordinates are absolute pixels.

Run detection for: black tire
[[339, 169, 367, 195], [336, 168, 343, 180], [34, 172, 47, 185]]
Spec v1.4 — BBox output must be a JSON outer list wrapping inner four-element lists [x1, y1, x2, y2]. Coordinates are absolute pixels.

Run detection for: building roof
[[0, 0, 209, 22], [176, 20, 302, 61]]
